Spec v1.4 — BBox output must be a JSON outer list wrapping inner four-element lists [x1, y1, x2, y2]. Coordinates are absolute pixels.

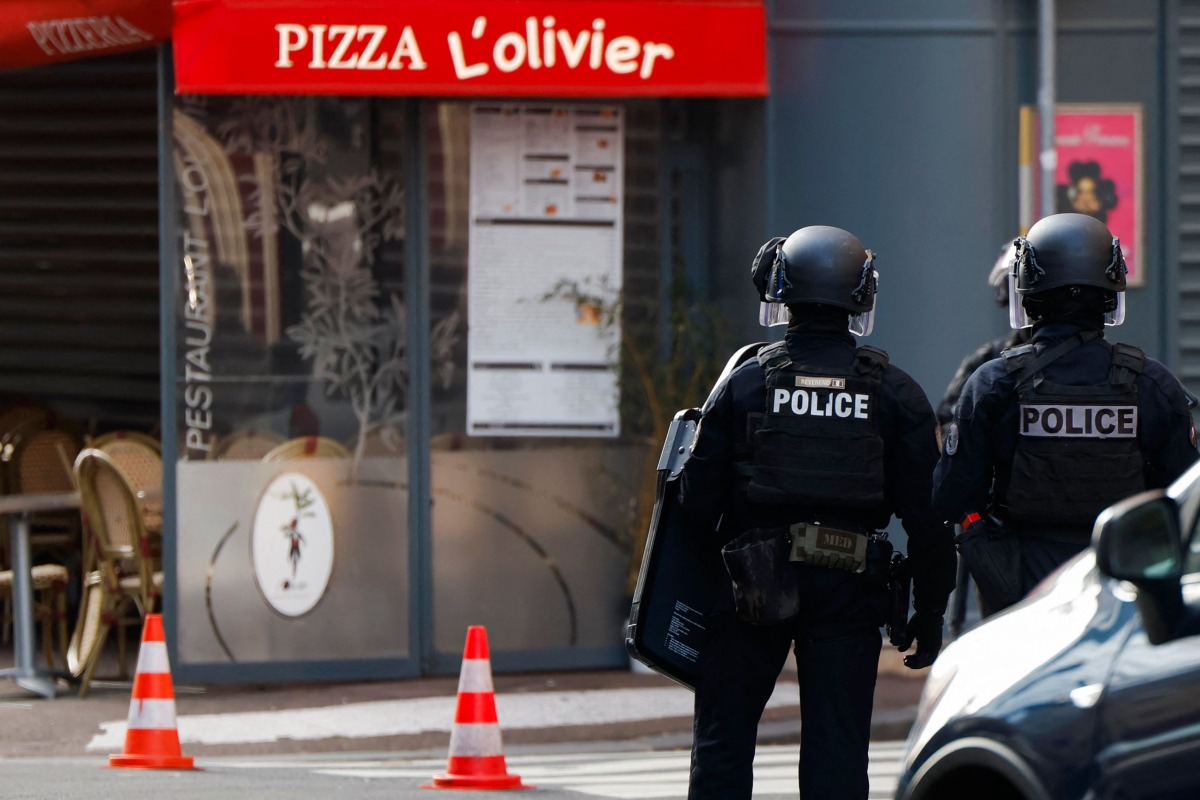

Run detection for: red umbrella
[[0, 0, 170, 71]]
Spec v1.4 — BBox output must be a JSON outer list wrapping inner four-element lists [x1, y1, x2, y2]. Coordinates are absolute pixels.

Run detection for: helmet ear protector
[[851, 250, 878, 308], [750, 236, 787, 302]]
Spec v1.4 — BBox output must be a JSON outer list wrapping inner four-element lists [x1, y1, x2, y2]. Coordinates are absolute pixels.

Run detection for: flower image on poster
[[1021, 104, 1144, 287]]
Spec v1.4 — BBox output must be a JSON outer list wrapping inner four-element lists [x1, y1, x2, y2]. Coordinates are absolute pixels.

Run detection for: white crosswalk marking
[[225, 741, 906, 799]]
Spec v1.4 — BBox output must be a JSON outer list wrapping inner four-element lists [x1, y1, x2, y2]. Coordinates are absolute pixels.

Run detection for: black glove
[[894, 610, 944, 670]]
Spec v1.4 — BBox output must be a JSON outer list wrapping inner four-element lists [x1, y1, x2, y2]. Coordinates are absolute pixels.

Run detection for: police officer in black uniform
[[937, 241, 1030, 629], [934, 213, 1198, 604], [678, 226, 957, 800], [936, 241, 1029, 429]]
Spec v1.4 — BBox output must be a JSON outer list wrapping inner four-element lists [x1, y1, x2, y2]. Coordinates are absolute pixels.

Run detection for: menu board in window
[[466, 103, 624, 437]]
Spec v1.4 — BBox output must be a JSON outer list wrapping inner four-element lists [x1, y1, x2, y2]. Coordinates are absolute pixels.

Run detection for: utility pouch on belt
[[955, 517, 1022, 612], [788, 522, 870, 573], [721, 527, 800, 625]]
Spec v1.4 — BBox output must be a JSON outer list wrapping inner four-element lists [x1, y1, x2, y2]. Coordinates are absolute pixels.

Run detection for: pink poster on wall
[[1025, 105, 1144, 287]]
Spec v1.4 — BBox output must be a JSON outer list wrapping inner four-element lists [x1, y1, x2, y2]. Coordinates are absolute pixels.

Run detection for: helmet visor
[[849, 308, 875, 337], [1105, 291, 1126, 327], [758, 301, 789, 327], [1008, 272, 1031, 329], [849, 268, 878, 336], [1009, 279, 1127, 329]]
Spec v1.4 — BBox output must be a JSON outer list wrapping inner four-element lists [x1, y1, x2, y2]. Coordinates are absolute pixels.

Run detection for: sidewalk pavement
[[0, 641, 926, 759]]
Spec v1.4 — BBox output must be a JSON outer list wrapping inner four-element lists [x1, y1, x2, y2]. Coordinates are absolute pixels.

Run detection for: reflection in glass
[[1109, 500, 1178, 580], [172, 96, 416, 475]]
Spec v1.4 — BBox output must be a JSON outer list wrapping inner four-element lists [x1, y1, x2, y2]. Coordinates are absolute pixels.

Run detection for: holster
[[720, 527, 800, 625], [955, 518, 1022, 612]]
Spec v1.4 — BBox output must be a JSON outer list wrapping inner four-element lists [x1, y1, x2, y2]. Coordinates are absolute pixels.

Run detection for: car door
[[1092, 484, 1200, 800]]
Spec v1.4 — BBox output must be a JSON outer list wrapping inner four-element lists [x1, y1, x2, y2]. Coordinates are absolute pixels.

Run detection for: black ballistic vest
[[745, 341, 888, 511], [1003, 337, 1145, 540]]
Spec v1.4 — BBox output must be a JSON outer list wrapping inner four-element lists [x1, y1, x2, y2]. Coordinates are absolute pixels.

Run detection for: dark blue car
[[896, 461, 1200, 800]]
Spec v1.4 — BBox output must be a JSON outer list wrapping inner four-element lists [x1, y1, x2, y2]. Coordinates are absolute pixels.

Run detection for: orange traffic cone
[[422, 626, 531, 790], [108, 614, 196, 770]]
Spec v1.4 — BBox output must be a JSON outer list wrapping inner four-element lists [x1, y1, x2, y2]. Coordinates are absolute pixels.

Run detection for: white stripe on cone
[[456, 660, 494, 694], [446, 722, 504, 757], [134, 641, 171, 676], [127, 698, 178, 731]]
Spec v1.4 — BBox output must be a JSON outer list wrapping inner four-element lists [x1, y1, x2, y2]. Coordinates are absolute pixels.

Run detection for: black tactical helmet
[[1009, 213, 1127, 328], [1012, 213, 1127, 297], [750, 226, 877, 312]]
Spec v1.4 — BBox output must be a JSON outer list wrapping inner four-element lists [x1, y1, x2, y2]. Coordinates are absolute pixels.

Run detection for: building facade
[[0, 0, 1187, 681]]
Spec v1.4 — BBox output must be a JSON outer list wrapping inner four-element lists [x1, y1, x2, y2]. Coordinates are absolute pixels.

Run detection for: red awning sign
[[1, 0, 170, 71], [173, 0, 767, 97]]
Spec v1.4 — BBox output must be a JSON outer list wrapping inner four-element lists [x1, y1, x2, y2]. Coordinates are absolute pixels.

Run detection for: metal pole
[[1038, 0, 1057, 219]]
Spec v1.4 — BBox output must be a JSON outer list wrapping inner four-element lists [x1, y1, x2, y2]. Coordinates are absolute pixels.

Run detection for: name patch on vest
[[771, 389, 870, 419], [1019, 404, 1138, 438], [794, 375, 846, 389]]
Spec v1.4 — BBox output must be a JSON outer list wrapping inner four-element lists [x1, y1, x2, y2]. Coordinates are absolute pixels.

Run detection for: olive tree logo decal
[[252, 473, 335, 617]]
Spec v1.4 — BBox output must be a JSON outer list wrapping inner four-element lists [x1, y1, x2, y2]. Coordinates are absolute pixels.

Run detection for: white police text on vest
[[1019, 403, 1137, 438], [772, 389, 870, 419]]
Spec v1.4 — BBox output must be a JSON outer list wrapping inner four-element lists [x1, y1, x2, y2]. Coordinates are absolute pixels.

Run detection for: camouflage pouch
[[720, 527, 801, 625]]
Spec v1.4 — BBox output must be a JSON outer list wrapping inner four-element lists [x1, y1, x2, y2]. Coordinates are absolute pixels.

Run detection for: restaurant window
[[170, 96, 414, 672], [425, 100, 666, 664]]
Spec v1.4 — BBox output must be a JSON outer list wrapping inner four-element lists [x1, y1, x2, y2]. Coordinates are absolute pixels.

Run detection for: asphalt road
[[0, 741, 909, 799]]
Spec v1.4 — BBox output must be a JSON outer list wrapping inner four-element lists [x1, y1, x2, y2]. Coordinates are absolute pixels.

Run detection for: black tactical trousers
[[688, 612, 882, 800], [1019, 536, 1088, 597]]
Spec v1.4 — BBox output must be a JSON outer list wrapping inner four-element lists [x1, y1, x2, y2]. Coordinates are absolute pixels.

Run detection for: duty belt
[[788, 522, 871, 573]]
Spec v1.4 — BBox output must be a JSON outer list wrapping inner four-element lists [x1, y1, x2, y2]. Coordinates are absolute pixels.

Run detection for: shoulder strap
[[755, 340, 791, 374], [1109, 343, 1144, 386], [854, 345, 889, 377], [1004, 330, 1102, 388]]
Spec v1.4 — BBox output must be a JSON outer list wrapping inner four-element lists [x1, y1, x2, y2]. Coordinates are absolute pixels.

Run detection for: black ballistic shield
[[625, 408, 719, 690], [626, 342, 764, 691]]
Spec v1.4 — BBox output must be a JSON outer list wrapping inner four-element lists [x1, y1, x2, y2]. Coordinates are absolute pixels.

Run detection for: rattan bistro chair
[[95, 436, 162, 534], [262, 436, 351, 462], [0, 564, 68, 669], [14, 428, 82, 553], [352, 426, 405, 457], [211, 429, 286, 461], [90, 430, 161, 454], [69, 449, 162, 698], [0, 405, 50, 493]]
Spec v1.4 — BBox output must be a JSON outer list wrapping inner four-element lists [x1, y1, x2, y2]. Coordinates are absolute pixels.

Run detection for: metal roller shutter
[[0, 49, 159, 432]]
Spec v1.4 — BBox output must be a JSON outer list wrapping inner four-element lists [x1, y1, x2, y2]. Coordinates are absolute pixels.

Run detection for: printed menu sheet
[[467, 103, 624, 436]]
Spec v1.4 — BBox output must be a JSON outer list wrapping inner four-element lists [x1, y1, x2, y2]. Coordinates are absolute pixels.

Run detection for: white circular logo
[[251, 473, 335, 617]]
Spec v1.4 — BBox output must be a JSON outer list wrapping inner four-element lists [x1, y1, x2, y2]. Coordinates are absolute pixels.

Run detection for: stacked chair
[[0, 407, 77, 669], [69, 445, 163, 697]]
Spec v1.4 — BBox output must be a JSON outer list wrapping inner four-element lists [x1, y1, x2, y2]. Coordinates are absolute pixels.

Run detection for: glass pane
[[171, 96, 411, 667], [427, 100, 664, 657]]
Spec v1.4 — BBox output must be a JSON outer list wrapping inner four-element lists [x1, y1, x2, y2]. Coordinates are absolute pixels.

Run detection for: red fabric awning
[[0, 0, 170, 70], [173, 0, 767, 97]]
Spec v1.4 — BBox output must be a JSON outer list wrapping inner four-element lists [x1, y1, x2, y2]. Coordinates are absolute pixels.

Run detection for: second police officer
[[677, 226, 957, 800], [934, 212, 1199, 611]]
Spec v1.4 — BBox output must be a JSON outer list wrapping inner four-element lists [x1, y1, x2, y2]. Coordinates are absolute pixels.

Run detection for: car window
[[1188, 507, 1200, 576]]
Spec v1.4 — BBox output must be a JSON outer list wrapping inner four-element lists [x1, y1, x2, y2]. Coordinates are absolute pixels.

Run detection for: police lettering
[[1019, 403, 1137, 438], [772, 389, 869, 419]]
